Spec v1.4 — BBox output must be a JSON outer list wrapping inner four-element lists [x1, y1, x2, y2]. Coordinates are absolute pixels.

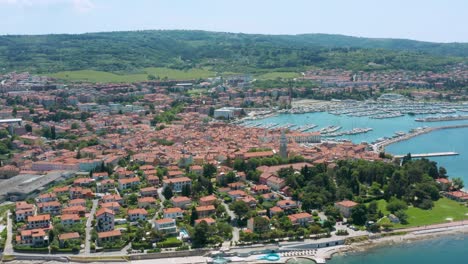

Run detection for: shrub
[[157, 237, 183, 248], [335, 229, 349, 236]]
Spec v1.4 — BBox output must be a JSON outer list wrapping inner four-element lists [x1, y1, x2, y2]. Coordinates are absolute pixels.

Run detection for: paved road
[[157, 187, 166, 203], [84, 199, 99, 255], [3, 210, 13, 255], [221, 202, 240, 243]]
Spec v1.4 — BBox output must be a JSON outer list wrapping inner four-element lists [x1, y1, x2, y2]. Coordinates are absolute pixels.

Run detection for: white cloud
[[0, 0, 95, 12]]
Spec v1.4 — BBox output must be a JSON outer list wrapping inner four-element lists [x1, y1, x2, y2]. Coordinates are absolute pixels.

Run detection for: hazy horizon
[[0, 0, 467, 43]]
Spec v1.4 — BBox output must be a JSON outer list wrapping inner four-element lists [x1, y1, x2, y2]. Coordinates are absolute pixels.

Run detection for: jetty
[[373, 123, 468, 153], [393, 152, 459, 159]]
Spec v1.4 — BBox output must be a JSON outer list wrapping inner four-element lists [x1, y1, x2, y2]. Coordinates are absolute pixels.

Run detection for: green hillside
[[0, 30, 466, 78]]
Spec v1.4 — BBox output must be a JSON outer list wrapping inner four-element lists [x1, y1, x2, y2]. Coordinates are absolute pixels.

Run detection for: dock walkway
[[393, 152, 459, 158]]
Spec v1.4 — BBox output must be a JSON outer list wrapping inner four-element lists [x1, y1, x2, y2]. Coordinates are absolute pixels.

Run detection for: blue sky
[[0, 0, 467, 43]]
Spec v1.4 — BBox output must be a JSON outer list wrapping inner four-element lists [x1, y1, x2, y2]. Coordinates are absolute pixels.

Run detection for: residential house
[[96, 208, 115, 232], [266, 176, 286, 191], [118, 177, 140, 191], [102, 194, 123, 205], [15, 202, 35, 222], [61, 214, 81, 226], [154, 218, 177, 234], [195, 217, 216, 226], [276, 200, 298, 210], [251, 184, 270, 194], [147, 175, 160, 186], [138, 197, 157, 208], [199, 195, 217, 206], [196, 205, 215, 218], [140, 186, 158, 197], [17, 229, 47, 246], [96, 179, 115, 193], [69, 198, 86, 207], [128, 208, 148, 222], [269, 206, 284, 217], [37, 193, 57, 203], [62, 205, 87, 216], [163, 207, 184, 219], [170, 196, 192, 209], [334, 200, 359, 218], [288, 212, 312, 226], [162, 177, 192, 193], [98, 229, 121, 243], [58, 232, 80, 246], [27, 214, 51, 229], [37, 201, 61, 215], [227, 190, 247, 200]]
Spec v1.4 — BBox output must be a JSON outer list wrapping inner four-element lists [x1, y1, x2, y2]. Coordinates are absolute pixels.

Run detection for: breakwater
[[374, 123, 468, 153]]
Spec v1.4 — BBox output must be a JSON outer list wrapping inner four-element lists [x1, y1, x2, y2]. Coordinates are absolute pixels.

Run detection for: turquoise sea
[[248, 112, 468, 183], [328, 234, 468, 264]]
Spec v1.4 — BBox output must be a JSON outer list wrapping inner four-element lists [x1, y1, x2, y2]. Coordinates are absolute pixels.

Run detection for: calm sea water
[[249, 112, 468, 183], [328, 234, 468, 264]]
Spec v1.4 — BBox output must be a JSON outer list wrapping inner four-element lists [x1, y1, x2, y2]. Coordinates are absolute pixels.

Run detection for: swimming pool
[[258, 253, 281, 261]]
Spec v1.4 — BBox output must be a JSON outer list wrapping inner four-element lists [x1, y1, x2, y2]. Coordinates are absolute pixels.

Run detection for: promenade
[[373, 123, 468, 153]]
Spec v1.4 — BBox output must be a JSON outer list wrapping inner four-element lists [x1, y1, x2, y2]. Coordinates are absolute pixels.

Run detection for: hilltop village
[[0, 70, 467, 260]]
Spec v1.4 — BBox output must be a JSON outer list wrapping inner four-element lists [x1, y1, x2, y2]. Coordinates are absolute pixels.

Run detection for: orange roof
[[138, 197, 156, 203], [128, 208, 148, 215], [164, 207, 183, 213], [195, 217, 216, 225], [59, 232, 80, 240], [155, 218, 175, 224], [171, 196, 191, 203], [28, 214, 50, 222], [196, 205, 215, 212], [199, 195, 217, 202], [335, 200, 358, 208], [97, 229, 121, 238], [96, 208, 114, 216], [61, 214, 81, 221]]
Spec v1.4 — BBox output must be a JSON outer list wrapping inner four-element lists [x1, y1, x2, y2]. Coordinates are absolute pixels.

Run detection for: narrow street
[[221, 201, 240, 243], [84, 199, 99, 255], [3, 210, 13, 255]]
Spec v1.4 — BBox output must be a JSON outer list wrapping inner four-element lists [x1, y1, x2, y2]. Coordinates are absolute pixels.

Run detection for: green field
[[48, 67, 216, 83], [255, 71, 300, 80], [374, 198, 468, 228]]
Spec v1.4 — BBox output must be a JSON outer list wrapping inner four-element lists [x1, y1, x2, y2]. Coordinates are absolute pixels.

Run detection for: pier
[[394, 152, 459, 159], [373, 123, 468, 153]]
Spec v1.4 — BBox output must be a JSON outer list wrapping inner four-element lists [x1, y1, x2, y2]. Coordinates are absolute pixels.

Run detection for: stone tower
[[279, 130, 288, 159]]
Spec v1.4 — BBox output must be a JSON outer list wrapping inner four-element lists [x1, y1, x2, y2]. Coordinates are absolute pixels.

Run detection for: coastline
[[321, 224, 468, 262]]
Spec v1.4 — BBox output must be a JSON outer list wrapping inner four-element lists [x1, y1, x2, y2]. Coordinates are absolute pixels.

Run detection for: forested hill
[[0, 30, 466, 74]]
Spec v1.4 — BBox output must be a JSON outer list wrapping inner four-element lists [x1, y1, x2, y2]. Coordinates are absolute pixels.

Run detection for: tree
[[402, 153, 412, 165], [163, 186, 173, 200], [127, 193, 138, 206], [192, 220, 209, 247], [439, 166, 447, 177], [51, 125, 56, 139], [203, 163, 217, 178], [350, 204, 368, 226], [182, 184, 191, 197], [386, 198, 408, 213], [252, 216, 269, 233], [190, 207, 198, 226], [71, 123, 80, 130], [230, 201, 249, 219], [452, 177, 464, 190], [24, 124, 32, 133], [395, 210, 408, 224]]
